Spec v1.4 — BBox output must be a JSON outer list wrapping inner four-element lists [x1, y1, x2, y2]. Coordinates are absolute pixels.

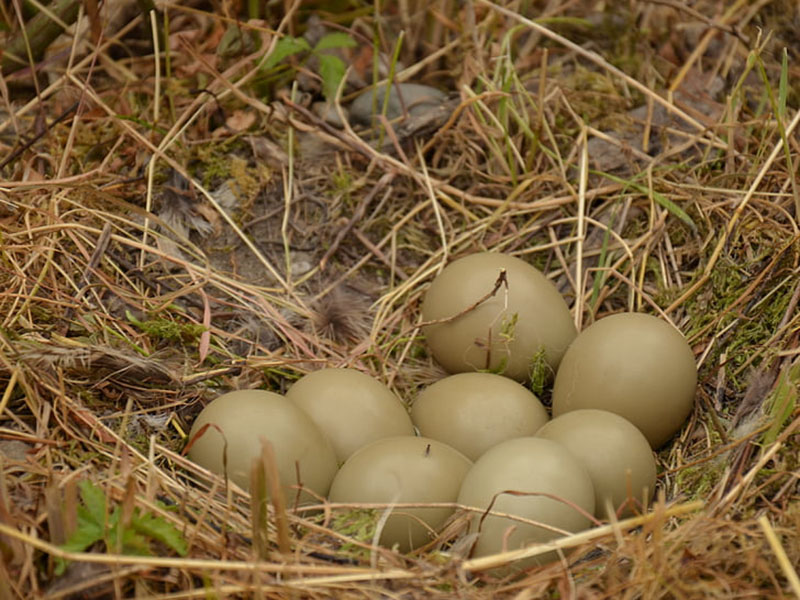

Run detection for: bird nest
[[0, 0, 798, 598]]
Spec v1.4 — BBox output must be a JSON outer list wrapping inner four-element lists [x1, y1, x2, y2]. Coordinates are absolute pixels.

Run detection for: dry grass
[[0, 0, 798, 598]]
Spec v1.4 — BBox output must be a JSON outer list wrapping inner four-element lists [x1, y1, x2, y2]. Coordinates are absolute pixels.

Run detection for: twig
[[417, 268, 508, 328], [0, 101, 78, 170], [319, 173, 394, 271], [643, 0, 749, 44]]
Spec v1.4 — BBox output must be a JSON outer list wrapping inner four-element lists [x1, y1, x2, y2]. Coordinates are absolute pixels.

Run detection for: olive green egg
[[552, 313, 697, 448], [286, 368, 415, 463], [535, 409, 656, 518], [421, 253, 577, 382], [411, 372, 549, 460], [457, 437, 595, 569], [186, 390, 338, 505], [328, 436, 472, 552]]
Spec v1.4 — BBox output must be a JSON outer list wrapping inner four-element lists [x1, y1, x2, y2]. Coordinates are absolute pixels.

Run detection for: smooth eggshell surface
[[187, 390, 338, 504], [535, 409, 656, 518], [421, 253, 577, 382], [328, 436, 472, 552], [457, 437, 595, 569], [552, 313, 697, 448], [286, 368, 414, 463], [411, 372, 549, 460]]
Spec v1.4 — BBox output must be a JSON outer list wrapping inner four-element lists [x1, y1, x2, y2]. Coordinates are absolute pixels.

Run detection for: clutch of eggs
[[184, 253, 698, 565]]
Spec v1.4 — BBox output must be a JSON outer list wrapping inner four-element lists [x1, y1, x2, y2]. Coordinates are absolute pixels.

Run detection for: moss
[[331, 167, 353, 197], [680, 242, 795, 389], [137, 318, 206, 345], [528, 346, 551, 398], [674, 459, 725, 501], [331, 508, 378, 559]]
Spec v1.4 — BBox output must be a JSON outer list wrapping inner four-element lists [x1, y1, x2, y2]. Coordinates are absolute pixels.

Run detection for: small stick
[[351, 228, 408, 281], [61, 222, 113, 329], [0, 101, 78, 170], [417, 268, 508, 328], [319, 172, 394, 271]]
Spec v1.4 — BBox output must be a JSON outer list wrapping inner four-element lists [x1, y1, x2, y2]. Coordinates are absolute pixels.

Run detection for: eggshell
[[552, 313, 697, 448], [286, 368, 415, 463], [535, 409, 656, 518], [457, 437, 595, 569], [421, 253, 577, 382], [411, 372, 549, 460], [187, 390, 338, 505], [328, 436, 472, 552]]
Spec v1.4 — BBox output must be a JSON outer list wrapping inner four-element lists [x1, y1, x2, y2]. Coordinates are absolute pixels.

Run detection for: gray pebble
[[349, 83, 447, 126]]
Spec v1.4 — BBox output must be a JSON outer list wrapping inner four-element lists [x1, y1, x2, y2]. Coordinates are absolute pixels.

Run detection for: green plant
[[261, 32, 356, 102], [528, 347, 550, 398], [331, 508, 378, 558], [761, 359, 798, 445], [56, 480, 188, 574], [127, 311, 206, 344]]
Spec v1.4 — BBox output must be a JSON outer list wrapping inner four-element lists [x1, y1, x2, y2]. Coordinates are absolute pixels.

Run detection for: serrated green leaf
[[313, 32, 356, 52], [131, 510, 189, 556], [318, 54, 347, 102], [119, 524, 152, 556], [56, 480, 188, 578], [78, 480, 108, 525], [62, 510, 104, 553], [57, 483, 108, 576], [262, 35, 311, 71]]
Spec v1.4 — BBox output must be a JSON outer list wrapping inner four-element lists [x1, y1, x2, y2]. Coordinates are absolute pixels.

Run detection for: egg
[[186, 390, 338, 505], [552, 313, 697, 448], [457, 437, 595, 569], [421, 253, 577, 383], [411, 372, 549, 460], [535, 410, 656, 518], [328, 436, 472, 552], [285, 368, 415, 463]]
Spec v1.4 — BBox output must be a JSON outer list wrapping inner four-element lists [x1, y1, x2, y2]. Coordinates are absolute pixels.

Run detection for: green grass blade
[[592, 170, 696, 229]]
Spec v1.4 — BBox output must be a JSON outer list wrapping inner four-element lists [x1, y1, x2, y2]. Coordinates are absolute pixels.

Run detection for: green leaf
[[61, 511, 104, 554], [313, 31, 356, 52], [79, 480, 108, 524], [779, 48, 788, 120], [762, 361, 798, 445], [318, 54, 347, 102], [131, 510, 188, 556], [119, 524, 152, 556], [262, 35, 311, 71], [56, 480, 189, 577], [592, 170, 696, 229], [56, 481, 108, 576]]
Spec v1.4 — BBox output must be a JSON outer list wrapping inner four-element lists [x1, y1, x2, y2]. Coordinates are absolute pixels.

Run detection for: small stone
[[290, 251, 313, 276], [0, 440, 30, 462], [349, 83, 447, 126]]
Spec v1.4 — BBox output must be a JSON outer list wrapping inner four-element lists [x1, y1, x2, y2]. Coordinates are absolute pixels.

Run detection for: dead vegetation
[[0, 0, 798, 597]]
